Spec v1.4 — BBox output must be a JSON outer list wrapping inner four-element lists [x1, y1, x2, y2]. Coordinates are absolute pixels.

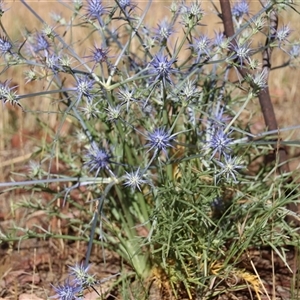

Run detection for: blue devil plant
[[0, 0, 300, 298]]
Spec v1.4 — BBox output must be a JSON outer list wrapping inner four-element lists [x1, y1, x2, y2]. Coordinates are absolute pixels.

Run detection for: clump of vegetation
[[1, 0, 300, 299]]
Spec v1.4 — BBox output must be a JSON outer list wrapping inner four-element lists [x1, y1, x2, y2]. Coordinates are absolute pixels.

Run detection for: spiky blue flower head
[[0, 35, 12, 56], [289, 43, 300, 58], [181, 2, 204, 24], [213, 31, 224, 47], [123, 167, 150, 192], [213, 31, 228, 51], [231, 41, 253, 67], [0, 80, 20, 107], [119, 0, 130, 9], [207, 128, 233, 159], [69, 263, 96, 288], [84, 142, 112, 176], [85, 0, 108, 19], [76, 77, 95, 101], [88, 44, 110, 64], [190, 34, 212, 59], [51, 278, 82, 300], [46, 53, 61, 72], [149, 53, 177, 85], [80, 100, 101, 120], [105, 104, 123, 122], [248, 68, 268, 93], [117, 86, 137, 111], [178, 79, 200, 103], [275, 24, 291, 43], [232, 0, 249, 19], [155, 19, 174, 42], [145, 127, 177, 157], [214, 155, 244, 183], [34, 33, 50, 52], [118, 0, 136, 12]]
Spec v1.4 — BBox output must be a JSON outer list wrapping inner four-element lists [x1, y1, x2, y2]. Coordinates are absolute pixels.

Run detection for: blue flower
[[87, 44, 110, 65], [207, 128, 233, 159], [289, 44, 300, 58], [84, 142, 112, 176], [69, 263, 96, 288], [145, 127, 177, 157], [76, 77, 95, 101], [0, 35, 12, 56], [117, 86, 136, 111], [118, 0, 136, 12], [213, 31, 228, 50], [232, 0, 249, 19], [85, 0, 108, 19], [231, 41, 253, 67], [274, 24, 291, 48], [123, 167, 149, 191], [51, 278, 82, 300], [0, 80, 20, 107], [34, 33, 50, 52], [214, 155, 244, 183], [149, 53, 177, 85], [190, 34, 211, 58], [46, 53, 61, 72], [155, 19, 174, 42]]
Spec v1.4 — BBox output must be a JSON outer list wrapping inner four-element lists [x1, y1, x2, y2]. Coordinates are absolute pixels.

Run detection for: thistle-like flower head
[[34, 33, 50, 52], [149, 53, 177, 85], [289, 43, 300, 59], [215, 155, 244, 183], [248, 68, 268, 93], [84, 142, 112, 176], [0, 80, 20, 107], [123, 167, 149, 191], [118, 0, 136, 12], [87, 44, 110, 64], [51, 278, 82, 300], [231, 41, 253, 67], [105, 104, 123, 122], [207, 128, 233, 159], [46, 53, 61, 72], [117, 86, 136, 111], [155, 19, 174, 42], [80, 100, 101, 120], [232, 0, 249, 19], [190, 34, 212, 58], [69, 263, 96, 288], [145, 127, 177, 156], [85, 0, 108, 19], [0, 35, 12, 56], [76, 77, 95, 101], [275, 24, 291, 42], [213, 31, 228, 50]]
